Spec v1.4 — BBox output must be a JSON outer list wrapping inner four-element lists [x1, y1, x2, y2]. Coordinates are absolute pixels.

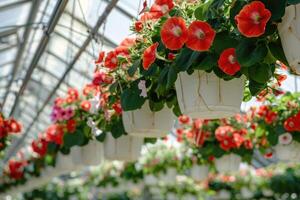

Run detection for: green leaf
[[243, 87, 252, 102], [141, 63, 159, 77], [193, 54, 216, 70], [96, 132, 106, 142], [194, 0, 213, 20], [236, 41, 268, 67], [158, 67, 169, 86], [111, 119, 126, 138], [269, 41, 289, 66], [249, 63, 272, 84], [212, 32, 238, 54], [63, 129, 86, 149], [229, 0, 247, 26], [120, 82, 146, 111], [261, 0, 287, 21], [249, 80, 266, 96], [47, 142, 59, 154], [288, 0, 300, 4], [174, 48, 200, 72], [167, 66, 178, 89], [149, 100, 164, 112], [127, 60, 140, 77]]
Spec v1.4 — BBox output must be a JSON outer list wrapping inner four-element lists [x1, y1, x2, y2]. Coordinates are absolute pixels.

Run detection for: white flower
[[89, 94, 101, 114], [278, 132, 293, 145], [138, 80, 147, 98], [87, 117, 103, 137]]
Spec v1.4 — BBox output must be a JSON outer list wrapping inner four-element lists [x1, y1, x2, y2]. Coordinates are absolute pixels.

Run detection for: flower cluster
[[176, 114, 254, 161]]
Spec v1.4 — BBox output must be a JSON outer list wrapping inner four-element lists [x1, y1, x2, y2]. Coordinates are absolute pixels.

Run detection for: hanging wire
[[77, 0, 96, 58], [65, 0, 76, 84]]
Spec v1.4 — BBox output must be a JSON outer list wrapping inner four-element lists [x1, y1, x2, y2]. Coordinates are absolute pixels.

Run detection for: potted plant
[[106, 0, 293, 121], [251, 92, 300, 163], [176, 114, 255, 173], [103, 133, 143, 162]]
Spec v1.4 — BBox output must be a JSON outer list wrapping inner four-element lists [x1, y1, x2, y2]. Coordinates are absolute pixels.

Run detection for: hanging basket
[[278, 4, 300, 74], [215, 153, 241, 173], [159, 167, 177, 184], [71, 141, 103, 166], [190, 164, 209, 182], [55, 153, 76, 174], [103, 134, 143, 162], [274, 141, 300, 162], [144, 174, 158, 185], [123, 102, 175, 138], [175, 71, 244, 119]]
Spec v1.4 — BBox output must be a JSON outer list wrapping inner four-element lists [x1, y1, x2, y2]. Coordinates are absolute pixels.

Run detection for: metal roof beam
[[0, 0, 31, 12], [64, 11, 118, 48], [3, 0, 119, 165], [6, 0, 69, 116], [1, 0, 69, 165]]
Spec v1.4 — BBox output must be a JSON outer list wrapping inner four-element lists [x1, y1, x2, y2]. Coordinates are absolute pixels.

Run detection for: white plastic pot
[[123, 102, 174, 138], [274, 141, 300, 162], [159, 167, 177, 184], [104, 134, 143, 161], [166, 193, 179, 200], [215, 154, 241, 173], [278, 4, 300, 73], [55, 153, 76, 174], [71, 141, 103, 166], [183, 194, 197, 200], [211, 190, 231, 200], [190, 164, 209, 182], [144, 174, 158, 185], [175, 71, 244, 119], [240, 187, 253, 199]]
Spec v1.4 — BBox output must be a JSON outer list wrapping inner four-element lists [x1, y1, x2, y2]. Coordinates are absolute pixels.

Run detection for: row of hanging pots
[[122, 72, 244, 139]]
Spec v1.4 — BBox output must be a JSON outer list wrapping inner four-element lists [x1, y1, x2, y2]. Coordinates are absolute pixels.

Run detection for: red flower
[[150, 0, 174, 18], [235, 1, 271, 38], [67, 88, 79, 101], [81, 100, 91, 111], [284, 115, 300, 132], [186, 21, 216, 51], [120, 37, 136, 48], [92, 71, 113, 86], [143, 42, 159, 70], [54, 97, 65, 106], [6, 119, 22, 133], [275, 74, 287, 86], [215, 126, 234, 141], [140, 12, 161, 22], [232, 132, 244, 148], [66, 119, 77, 133], [220, 138, 233, 151], [168, 53, 176, 60], [194, 130, 207, 147], [244, 139, 253, 149], [218, 48, 241, 75], [8, 160, 26, 180], [178, 115, 190, 124], [265, 110, 277, 124], [45, 124, 64, 145], [264, 152, 273, 159], [104, 51, 118, 69], [95, 51, 105, 64], [112, 102, 122, 115], [160, 17, 188, 50], [31, 138, 48, 157], [135, 21, 143, 32]]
